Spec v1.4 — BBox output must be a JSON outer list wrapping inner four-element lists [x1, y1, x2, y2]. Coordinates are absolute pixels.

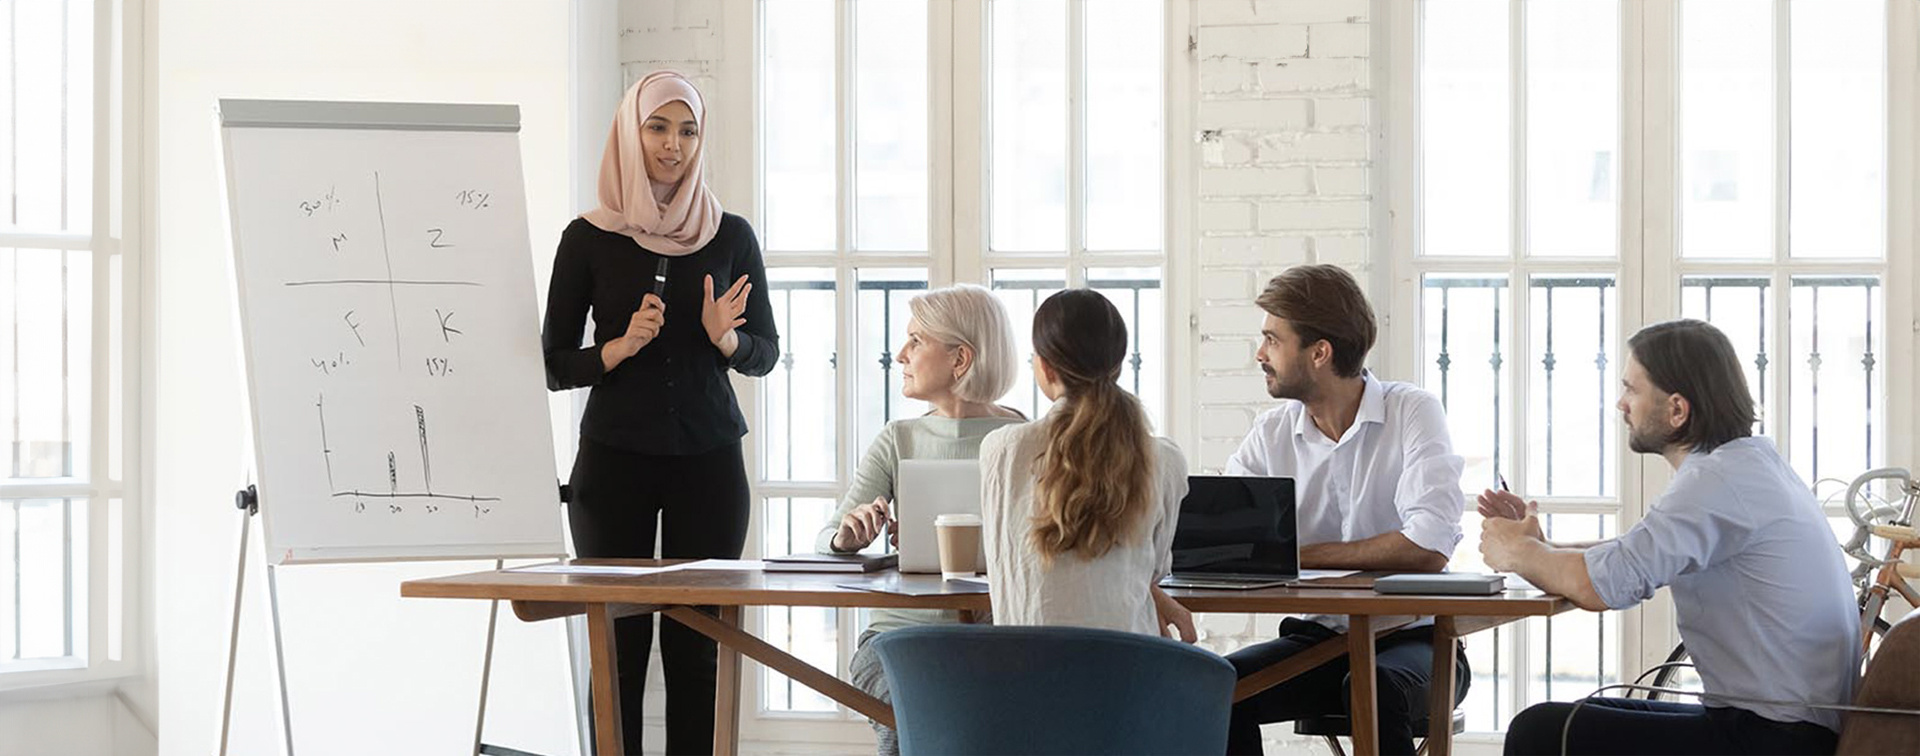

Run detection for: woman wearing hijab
[[542, 70, 777, 756]]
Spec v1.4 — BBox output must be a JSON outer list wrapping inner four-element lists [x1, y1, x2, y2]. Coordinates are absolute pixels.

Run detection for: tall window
[[1, 0, 136, 685], [752, 0, 1168, 722], [1398, 0, 1902, 735]]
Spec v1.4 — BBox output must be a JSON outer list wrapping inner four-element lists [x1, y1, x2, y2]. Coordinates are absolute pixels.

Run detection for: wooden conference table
[[402, 561, 1574, 756]]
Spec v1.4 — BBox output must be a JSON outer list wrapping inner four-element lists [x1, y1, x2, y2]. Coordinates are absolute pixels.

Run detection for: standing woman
[[542, 70, 777, 755]]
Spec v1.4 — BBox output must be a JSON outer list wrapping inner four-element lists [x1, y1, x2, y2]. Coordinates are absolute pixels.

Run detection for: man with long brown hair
[[1224, 265, 1469, 755], [1480, 320, 1856, 755]]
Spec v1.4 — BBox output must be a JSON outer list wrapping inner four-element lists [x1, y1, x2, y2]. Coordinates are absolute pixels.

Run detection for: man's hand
[[1477, 489, 1545, 541], [1479, 514, 1545, 572]]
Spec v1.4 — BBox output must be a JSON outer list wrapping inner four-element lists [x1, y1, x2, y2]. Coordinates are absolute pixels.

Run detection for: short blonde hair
[[908, 284, 1018, 404]]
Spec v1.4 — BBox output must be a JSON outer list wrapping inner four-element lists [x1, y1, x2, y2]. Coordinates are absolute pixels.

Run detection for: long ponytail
[[1028, 290, 1157, 563]]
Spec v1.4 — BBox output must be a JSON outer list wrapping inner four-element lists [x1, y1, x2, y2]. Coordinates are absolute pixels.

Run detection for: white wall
[[1190, 0, 1376, 469], [0, 693, 156, 756], [154, 2, 583, 754], [1187, 3, 1388, 751]]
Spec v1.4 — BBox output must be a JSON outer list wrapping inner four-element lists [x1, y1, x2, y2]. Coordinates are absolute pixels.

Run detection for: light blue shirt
[[1585, 437, 1859, 731]]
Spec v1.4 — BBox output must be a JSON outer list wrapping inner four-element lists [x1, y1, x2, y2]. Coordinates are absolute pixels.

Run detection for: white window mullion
[[951, 0, 987, 285], [1502, 0, 1534, 723], [1765, 0, 1792, 468], [1066, 0, 1085, 288], [929, 0, 956, 288], [1506, 0, 1530, 505], [1631, 0, 1677, 674], [836, 0, 853, 261], [835, 0, 856, 489], [1767, 0, 1797, 475], [1163, 0, 1195, 449], [1772, 0, 1791, 267], [0, 233, 91, 251], [1886, 0, 1918, 472], [1384, 0, 1420, 384]]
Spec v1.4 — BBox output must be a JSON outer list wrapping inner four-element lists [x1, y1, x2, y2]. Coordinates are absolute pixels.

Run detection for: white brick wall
[[1192, 4, 1375, 746], [619, 0, 720, 90], [1196, 0, 1373, 483]]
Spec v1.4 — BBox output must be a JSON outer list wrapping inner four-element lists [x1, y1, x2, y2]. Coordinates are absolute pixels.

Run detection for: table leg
[[713, 606, 743, 756], [666, 606, 895, 728], [1427, 617, 1458, 756], [586, 603, 624, 756], [1348, 615, 1380, 756]]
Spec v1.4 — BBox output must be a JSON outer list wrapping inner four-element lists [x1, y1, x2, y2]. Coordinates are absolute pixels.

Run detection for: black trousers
[[567, 437, 751, 756], [1227, 618, 1471, 755], [1503, 698, 1839, 756]]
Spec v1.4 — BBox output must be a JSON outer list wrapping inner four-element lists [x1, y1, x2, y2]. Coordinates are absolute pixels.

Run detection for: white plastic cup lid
[[934, 513, 982, 527]]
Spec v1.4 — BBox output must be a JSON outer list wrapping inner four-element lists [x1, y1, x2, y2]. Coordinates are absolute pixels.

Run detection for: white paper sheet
[[679, 559, 768, 571], [507, 562, 686, 577]]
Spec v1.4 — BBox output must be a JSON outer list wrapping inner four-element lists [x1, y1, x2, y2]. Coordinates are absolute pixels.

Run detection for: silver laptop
[[894, 459, 986, 574], [1158, 476, 1299, 590]]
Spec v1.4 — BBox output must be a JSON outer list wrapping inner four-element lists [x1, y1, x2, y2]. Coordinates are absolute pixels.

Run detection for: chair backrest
[[872, 624, 1237, 756], [1837, 611, 1920, 755]]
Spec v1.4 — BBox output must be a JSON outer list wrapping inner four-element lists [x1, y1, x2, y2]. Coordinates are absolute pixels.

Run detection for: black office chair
[[1293, 709, 1467, 756]]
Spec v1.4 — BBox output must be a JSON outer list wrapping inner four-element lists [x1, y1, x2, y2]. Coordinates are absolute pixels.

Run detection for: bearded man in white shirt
[[1223, 265, 1469, 756]]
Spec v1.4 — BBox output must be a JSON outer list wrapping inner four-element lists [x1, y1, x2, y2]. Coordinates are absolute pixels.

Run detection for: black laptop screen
[[1169, 476, 1298, 576]]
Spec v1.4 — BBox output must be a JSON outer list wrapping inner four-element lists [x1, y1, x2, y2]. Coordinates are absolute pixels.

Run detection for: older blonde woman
[[813, 283, 1022, 755]]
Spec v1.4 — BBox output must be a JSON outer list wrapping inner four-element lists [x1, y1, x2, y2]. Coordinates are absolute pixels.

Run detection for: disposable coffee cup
[[934, 513, 984, 579]]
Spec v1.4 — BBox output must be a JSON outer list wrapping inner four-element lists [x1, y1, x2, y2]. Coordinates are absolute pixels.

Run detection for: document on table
[[508, 562, 689, 577], [1297, 569, 1362, 581], [679, 559, 768, 571]]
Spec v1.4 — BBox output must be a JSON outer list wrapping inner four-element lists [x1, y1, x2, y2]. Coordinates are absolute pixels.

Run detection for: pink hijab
[[580, 71, 722, 255]]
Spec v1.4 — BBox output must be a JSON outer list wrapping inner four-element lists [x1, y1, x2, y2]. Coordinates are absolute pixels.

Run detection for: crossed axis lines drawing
[[280, 170, 485, 369], [316, 392, 502, 517]]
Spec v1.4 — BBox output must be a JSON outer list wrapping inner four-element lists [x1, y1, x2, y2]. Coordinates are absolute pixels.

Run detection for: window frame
[[1382, 0, 1918, 737], [731, 0, 1192, 734], [0, 0, 145, 693]]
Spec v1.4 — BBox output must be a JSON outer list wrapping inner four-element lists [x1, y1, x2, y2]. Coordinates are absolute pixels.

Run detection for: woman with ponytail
[[979, 289, 1195, 639]]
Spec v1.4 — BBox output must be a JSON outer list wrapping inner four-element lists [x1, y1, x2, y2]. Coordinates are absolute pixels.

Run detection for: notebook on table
[[764, 553, 898, 573]]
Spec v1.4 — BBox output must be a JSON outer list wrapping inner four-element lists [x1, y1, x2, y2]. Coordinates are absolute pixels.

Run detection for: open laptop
[[894, 459, 986, 574], [1158, 476, 1299, 590]]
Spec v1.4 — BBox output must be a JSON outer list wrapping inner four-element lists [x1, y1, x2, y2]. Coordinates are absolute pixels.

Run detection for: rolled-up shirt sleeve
[[1584, 468, 1752, 610], [1392, 393, 1466, 557]]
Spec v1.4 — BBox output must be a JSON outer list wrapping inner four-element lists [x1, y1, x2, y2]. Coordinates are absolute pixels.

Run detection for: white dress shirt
[[1585, 436, 1859, 731], [1226, 372, 1467, 630]]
